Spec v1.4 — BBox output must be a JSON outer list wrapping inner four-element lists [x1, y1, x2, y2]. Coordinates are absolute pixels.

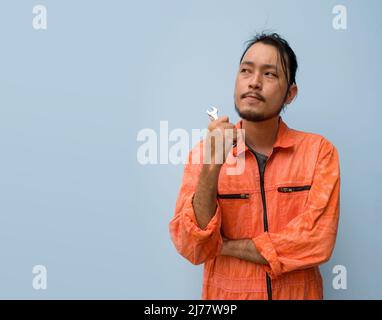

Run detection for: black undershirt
[[248, 147, 268, 177]]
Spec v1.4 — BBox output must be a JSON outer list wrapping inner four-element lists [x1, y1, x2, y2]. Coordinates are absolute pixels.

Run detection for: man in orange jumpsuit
[[169, 33, 340, 300]]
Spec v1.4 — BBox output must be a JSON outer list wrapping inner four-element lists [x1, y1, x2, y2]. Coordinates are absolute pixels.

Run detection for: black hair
[[239, 32, 298, 87]]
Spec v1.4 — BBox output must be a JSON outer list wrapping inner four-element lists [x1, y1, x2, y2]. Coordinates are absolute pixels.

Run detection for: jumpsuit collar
[[233, 116, 295, 157]]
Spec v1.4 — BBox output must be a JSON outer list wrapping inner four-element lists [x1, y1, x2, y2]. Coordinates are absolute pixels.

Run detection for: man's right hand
[[205, 116, 238, 166]]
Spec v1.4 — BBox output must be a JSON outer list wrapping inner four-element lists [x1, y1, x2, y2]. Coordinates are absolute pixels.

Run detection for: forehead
[[241, 42, 280, 67]]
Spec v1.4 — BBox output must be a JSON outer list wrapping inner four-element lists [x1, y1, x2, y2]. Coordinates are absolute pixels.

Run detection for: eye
[[240, 68, 250, 73], [265, 72, 278, 78]]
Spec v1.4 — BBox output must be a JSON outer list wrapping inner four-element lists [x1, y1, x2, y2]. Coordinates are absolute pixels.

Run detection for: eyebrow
[[240, 61, 278, 70]]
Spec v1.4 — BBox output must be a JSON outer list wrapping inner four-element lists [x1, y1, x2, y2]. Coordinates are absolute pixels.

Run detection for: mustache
[[241, 92, 266, 102]]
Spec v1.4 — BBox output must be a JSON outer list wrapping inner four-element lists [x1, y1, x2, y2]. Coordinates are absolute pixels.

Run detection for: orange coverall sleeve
[[169, 147, 223, 265], [253, 140, 340, 279]]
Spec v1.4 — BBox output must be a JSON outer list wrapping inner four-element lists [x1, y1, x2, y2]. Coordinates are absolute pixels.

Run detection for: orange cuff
[[253, 232, 283, 279], [182, 193, 222, 242]]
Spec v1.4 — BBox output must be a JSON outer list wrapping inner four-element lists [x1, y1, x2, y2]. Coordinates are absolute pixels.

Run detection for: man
[[169, 33, 340, 300]]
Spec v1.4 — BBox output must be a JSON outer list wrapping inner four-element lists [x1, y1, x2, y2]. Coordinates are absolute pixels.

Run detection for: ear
[[285, 84, 298, 105]]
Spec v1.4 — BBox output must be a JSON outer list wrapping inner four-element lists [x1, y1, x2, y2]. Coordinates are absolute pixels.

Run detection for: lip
[[243, 95, 263, 103]]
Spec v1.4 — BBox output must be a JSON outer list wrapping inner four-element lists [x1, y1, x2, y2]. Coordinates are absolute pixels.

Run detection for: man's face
[[234, 42, 295, 122]]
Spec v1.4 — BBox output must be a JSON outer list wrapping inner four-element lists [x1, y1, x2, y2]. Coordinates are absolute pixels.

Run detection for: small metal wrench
[[206, 107, 219, 121]]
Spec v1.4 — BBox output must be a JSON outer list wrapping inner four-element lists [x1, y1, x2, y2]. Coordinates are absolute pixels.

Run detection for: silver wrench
[[206, 107, 219, 121]]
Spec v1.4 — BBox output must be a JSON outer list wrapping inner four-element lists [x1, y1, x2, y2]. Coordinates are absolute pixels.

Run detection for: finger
[[223, 127, 238, 142], [208, 118, 231, 131], [217, 115, 229, 123]]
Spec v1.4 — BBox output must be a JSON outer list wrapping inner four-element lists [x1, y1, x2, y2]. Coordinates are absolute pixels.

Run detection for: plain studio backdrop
[[0, 0, 381, 299]]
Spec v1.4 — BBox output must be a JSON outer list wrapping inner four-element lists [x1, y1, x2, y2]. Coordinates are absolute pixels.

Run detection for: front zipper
[[277, 185, 311, 193], [217, 193, 250, 199], [250, 150, 273, 301]]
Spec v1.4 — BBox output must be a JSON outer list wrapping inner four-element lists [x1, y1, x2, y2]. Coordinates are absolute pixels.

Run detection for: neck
[[242, 116, 280, 156]]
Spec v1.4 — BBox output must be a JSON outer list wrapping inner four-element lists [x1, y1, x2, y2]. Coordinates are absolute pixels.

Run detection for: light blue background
[[0, 0, 381, 299]]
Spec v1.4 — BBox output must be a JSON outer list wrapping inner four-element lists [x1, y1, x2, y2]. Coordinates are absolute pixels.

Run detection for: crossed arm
[[220, 236, 268, 265]]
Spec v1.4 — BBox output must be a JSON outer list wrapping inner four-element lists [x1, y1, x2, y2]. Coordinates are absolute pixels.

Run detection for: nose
[[249, 72, 262, 90]]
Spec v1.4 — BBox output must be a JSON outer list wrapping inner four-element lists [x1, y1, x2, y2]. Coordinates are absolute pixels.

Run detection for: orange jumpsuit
[[169, 117, 340, 299]]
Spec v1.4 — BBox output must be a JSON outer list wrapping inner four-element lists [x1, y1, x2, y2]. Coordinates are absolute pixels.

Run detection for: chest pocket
[[277, 185, 311, 225], [217, 193, 253, 238]]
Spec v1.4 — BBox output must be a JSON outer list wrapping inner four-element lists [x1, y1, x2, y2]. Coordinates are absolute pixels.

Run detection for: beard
[[234, 101, 285, 122]]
